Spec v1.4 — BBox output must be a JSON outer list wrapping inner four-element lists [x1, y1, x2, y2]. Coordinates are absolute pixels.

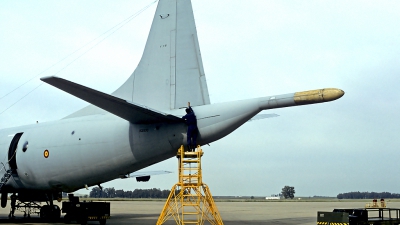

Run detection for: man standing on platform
[[182, 104, 198, 152]]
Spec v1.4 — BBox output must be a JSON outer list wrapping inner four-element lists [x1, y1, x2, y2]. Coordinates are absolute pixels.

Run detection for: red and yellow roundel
[[44, 150, 49, 158]]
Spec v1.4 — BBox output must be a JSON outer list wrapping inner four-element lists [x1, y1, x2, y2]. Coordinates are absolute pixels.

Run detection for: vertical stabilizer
[[113, 0, 210, 110]]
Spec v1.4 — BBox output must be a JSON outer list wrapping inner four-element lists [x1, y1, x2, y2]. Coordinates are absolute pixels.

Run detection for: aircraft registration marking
[[44, 150, 49, 158], [139, 129, 149, 132]]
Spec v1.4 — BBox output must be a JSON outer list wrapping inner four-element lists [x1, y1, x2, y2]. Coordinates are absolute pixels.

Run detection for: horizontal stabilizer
[[248, 113, 279, 122], [40, 76, 182, 124]]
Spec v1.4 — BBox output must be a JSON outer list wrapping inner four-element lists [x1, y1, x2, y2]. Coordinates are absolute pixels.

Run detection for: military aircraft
[[0, 0, 344, 220]]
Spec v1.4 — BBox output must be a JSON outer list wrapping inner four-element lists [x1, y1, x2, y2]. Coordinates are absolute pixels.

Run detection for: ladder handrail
[[0, 162, 13, 191]]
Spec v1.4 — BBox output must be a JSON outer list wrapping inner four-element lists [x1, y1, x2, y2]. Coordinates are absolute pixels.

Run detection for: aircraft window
[[71, 131, 75, 135], [22, 141, 28, 152]]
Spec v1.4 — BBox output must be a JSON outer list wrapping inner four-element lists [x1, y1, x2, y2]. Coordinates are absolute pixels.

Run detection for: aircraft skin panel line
[[170, 29, 177, 110]]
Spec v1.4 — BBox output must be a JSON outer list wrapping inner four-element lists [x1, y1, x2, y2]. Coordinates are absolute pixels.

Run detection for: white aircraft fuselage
[[0, 90, 343, 193]]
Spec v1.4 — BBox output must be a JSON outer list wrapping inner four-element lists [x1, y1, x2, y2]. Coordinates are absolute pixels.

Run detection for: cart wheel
[[64, 214, 71, 224], [40, 205, 51, 219]]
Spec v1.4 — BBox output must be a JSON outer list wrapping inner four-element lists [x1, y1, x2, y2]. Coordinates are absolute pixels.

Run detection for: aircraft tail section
[[113, 0, 210, 110], [194, 88, 344, 145]]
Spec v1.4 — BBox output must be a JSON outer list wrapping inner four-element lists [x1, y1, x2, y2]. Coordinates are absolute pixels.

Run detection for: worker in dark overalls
[[8, 193, 16, 218], [182, 106, 198, 152]]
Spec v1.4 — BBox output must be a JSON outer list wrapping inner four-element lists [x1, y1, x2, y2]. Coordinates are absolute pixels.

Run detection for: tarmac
[[0, 200, 399, 224]]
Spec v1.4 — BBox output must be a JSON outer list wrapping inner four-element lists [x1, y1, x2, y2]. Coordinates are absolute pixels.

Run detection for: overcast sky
[[0, 0, 399, 197]]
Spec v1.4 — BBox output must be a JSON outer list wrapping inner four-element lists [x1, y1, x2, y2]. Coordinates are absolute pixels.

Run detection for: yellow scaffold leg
[[156, 145, 224, 225]]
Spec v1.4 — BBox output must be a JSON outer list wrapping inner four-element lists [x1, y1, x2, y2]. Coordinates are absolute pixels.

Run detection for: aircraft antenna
[[0, 0, 158, 115]]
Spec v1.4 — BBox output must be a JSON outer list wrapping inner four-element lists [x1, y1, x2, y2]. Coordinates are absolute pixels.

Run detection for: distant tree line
[[89, 187, 172, 198], [337, 192, 400, 199]]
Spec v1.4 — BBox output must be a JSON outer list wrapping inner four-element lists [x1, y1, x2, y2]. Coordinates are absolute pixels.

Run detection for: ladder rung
[[183, 152, 198, 155], [182, 203, 197, 206], [182, 221, 198, 224], [182, 155, 199, 157], [183, 212, 199, 215]]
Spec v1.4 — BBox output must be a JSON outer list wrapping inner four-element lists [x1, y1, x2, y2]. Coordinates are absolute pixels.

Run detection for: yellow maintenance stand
[[156, 145, 224, 225]]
